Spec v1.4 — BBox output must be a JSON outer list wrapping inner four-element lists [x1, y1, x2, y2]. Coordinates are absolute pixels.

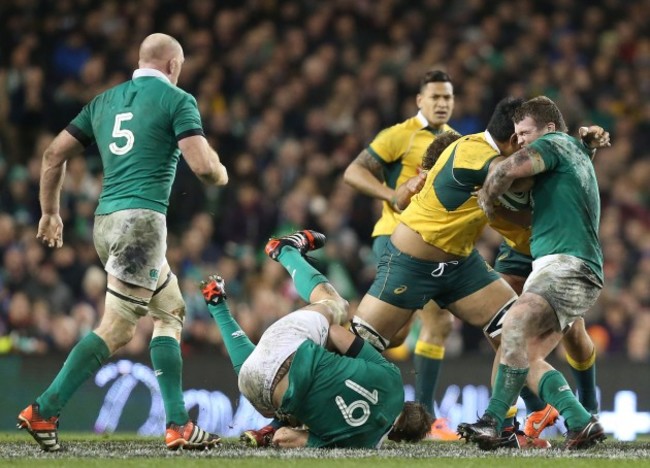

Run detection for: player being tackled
[[202, 230, 432, 449]]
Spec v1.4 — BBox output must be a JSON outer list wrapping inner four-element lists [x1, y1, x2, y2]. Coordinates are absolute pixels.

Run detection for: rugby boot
[[457, 414, 500, 450], [524, 403, 559, 438], [240, 424, 277, 447], [17, 403, 61, 452], [165, 421, 221, 450], [563, 416, 606, 450], [265, 230, 326, 260], [201, 275, 227, 305], [500, 422, 551, 449]]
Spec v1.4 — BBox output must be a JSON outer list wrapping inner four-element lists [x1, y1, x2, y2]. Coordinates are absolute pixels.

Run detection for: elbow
[[342, 165, 357, 187], [42, 146, 64, 169]]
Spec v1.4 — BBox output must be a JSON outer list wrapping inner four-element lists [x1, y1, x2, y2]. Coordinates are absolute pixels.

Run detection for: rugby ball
[[497, 190, 530, 211]]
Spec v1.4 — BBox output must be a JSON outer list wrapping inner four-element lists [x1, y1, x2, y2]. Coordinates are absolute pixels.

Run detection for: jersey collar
[[417, 111, 446, 135], [416, 111, 429, 129], [132, 68, 171, 84], [484, 130, 500, 154]]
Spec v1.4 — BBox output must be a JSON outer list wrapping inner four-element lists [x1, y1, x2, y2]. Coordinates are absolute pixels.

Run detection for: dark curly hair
[[422, 130, 462, 170], [387, 401, 433, 443]]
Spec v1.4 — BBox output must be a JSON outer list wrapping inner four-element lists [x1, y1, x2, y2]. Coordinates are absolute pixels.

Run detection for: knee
[[389, 324, 409, 348], [149, 274, 185, 339], [418, 308, 454, 342], [151, 307, 184, 340], [95, 316, 137, 351]]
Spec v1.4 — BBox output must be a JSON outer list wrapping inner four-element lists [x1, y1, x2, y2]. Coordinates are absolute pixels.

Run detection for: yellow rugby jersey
[[398, 132, 501, 257], [368, 112, 453, 237], [490, 219, 532, 256]]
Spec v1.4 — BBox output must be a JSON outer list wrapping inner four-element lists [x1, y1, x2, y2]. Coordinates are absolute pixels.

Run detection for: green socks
[[539, 370, 591, 430], [566, 351, 598, 413], [150, 336, 189, 425], [485, 364, 528, 429], [277, 247, 328, 302], [413, 341, 445, 417], [207, 301, 255, 375], [37, 332, 110, 418]]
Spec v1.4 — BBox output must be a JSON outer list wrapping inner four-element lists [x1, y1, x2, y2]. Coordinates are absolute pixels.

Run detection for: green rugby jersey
[[528, 132, 603, 281], [68, 69, 204, 215], [280, 340, 404, 448]]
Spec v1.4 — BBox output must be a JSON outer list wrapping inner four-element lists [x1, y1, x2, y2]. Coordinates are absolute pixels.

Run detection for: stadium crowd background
[[0, 0, 648, 363]]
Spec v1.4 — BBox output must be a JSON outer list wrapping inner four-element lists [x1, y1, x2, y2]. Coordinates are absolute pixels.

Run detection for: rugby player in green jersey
[[344, 70, 458, 439], [18, 33, 227, 451], [459, 96, 608, 450], [201, 230, 431, 448]]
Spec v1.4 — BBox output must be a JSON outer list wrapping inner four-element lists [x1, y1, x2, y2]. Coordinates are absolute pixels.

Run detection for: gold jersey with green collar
[[398, 131, 501, 257], [367, 112, 453, 237]]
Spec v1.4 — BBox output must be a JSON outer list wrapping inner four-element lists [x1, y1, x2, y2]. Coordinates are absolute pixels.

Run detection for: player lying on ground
[[200, 230, 432, 448]]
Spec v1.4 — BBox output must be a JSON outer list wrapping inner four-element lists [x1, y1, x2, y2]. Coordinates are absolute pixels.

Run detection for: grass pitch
[[1, 433, 649, 467]]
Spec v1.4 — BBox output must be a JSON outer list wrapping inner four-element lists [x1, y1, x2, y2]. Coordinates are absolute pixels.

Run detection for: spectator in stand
[[0, 0, 647, 367]]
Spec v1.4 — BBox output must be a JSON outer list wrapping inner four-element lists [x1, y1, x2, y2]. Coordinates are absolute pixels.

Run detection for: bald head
[[138, 33, 184, 84]]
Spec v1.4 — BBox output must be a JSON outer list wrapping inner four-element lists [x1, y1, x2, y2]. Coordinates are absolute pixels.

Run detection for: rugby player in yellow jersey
[[344, 70, 457, 439], [348, 97, 524, 440], [350, 97, 523, 349]]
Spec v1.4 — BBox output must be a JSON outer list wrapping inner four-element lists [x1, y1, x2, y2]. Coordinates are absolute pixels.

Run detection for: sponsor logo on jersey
[[393, 285, 408, 294], [149, 269, 159, 280]]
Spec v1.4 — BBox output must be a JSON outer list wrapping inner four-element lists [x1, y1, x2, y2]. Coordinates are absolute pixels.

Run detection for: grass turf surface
[[2, 433, 649, 467]]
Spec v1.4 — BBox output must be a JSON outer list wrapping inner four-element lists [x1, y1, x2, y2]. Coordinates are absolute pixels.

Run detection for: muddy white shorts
[[238, 310, 329, 415], [94, 209, 167, 290], [523, 254, 602, 331]]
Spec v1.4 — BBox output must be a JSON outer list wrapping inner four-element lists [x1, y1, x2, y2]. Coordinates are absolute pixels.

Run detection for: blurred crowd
[[1, 0, 649, 362]]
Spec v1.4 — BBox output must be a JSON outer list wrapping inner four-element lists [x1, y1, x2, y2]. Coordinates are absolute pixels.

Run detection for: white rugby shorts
[[238, 310, 329, 415], [94, 209, 167, 290], [523, 254, 602, 331]]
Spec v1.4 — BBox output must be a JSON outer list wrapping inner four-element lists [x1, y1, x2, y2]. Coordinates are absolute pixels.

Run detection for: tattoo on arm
[[511, 147, 545, 174], [484, 147, 544, 200], [353, 150, 385, 182]]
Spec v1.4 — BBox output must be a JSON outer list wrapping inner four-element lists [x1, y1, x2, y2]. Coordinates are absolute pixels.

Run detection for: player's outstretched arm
[[38, 129, 85, 248], [179, 135, 228, 186]]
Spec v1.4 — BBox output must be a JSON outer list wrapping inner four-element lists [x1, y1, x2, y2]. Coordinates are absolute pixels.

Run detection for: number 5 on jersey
[[109, 112, 134, 155], [335, 379, 379, 427]]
